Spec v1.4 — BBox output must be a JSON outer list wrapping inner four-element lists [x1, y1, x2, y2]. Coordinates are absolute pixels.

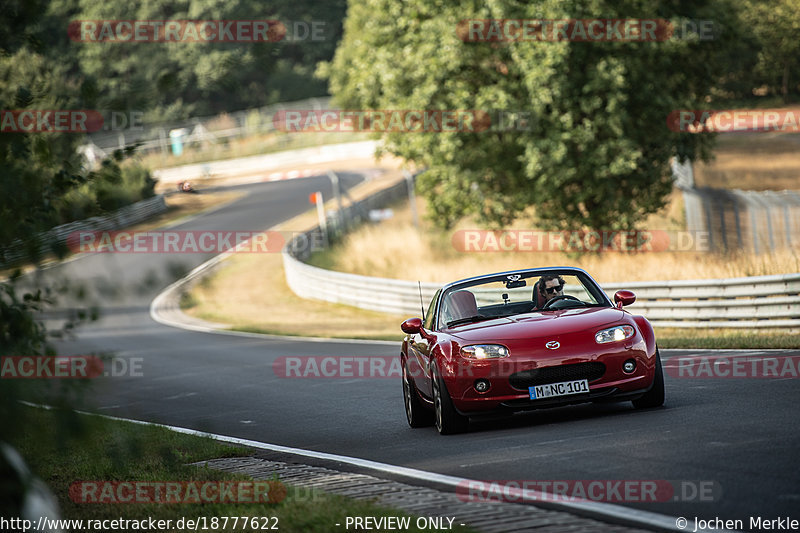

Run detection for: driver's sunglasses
[[544, 285, 563, 294]]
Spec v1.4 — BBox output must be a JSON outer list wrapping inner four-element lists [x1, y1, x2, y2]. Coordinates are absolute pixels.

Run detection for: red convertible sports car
[[400, 267, 664, 434]]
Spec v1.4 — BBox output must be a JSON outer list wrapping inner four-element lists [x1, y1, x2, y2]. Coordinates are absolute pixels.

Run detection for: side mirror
[[401, 317, 422, 335], [614, 290, 636, 308]]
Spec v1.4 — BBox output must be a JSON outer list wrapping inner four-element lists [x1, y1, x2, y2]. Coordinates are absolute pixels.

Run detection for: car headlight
[[461, 344, 509, 359], [595, 325, 635, 344]]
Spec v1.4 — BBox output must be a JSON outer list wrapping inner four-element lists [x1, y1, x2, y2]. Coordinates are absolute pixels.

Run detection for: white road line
[[148, 242, 397, 346], [21, 401, 688, 532], [148, 171, 399, 347]]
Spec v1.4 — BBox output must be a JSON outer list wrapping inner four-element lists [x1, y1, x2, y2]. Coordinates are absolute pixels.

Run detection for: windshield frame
[[434, 267, 612, 331]]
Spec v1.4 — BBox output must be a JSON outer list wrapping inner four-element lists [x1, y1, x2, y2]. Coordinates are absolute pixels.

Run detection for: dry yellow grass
[[185, 252, 408, 340], [181, 133, 799, 344], [182, 159, 413, 339], [310, 194, 800, 284], [183, 166, 797, 344], [694, 131, 800, 191]]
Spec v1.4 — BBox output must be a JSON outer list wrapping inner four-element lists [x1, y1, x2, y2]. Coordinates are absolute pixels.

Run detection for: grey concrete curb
[[195, 456, 670, 533]]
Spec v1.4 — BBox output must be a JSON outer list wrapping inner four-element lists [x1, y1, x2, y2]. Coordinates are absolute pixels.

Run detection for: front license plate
[[529, 379, 589, 400]]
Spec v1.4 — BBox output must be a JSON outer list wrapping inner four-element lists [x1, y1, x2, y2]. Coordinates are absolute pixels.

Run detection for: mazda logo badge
[[545, 341, 560, 350]]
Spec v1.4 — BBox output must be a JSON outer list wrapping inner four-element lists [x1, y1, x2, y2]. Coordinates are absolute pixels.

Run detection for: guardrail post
[[158, 128, 168, 156], [733, 200, 743, 248], [313, 192, 329, 249], [751, 193, 776, 252], [281, 177, 800, 327], [404, 171, 419, 229], [783, 204, 793, 249], [327, 170, 345, 235], [764, 190, 794, 250], [735, 190, 762, 255], [703, 196, 715, 250]]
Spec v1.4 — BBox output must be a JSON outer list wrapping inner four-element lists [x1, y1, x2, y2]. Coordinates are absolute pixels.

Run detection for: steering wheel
[[542, 294, 584, 310]]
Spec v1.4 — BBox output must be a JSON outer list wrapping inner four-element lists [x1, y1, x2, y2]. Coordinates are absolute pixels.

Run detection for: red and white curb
[[263, 169, 317, 181]]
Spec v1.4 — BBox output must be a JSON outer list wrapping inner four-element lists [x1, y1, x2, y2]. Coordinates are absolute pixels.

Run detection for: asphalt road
[[28, 174, 800, 531]]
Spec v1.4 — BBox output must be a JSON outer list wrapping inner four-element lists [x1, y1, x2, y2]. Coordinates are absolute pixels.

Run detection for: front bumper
[[443, 343, 655, 414]]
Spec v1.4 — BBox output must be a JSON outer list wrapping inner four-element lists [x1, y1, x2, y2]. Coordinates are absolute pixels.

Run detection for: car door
[[407, 290, 440, 400]]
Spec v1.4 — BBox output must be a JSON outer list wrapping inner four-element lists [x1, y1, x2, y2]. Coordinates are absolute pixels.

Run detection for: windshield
[[437, 270, 608, 328]]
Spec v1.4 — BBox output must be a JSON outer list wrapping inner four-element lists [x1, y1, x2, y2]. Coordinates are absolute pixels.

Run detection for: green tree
[[0, 38, 87, 258], [326, 0, 739, 230], [40, 0, 346, 119], [743, 0, 800, 103], [0, 0, 105, 440]]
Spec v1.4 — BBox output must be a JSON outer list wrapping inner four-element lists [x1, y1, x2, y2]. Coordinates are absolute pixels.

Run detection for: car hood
[[447, 307, 627, 342]]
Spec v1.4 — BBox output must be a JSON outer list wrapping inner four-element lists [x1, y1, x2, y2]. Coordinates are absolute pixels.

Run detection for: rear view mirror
[[614, 290, 636, 308], [401, 317, 422, 334]]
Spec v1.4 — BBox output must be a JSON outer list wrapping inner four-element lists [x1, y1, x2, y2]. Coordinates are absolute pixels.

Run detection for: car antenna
[[418, 281, 425, 320]]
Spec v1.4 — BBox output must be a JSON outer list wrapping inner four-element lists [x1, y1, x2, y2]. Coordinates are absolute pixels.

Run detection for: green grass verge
[[7, 407, 474, 533], [228, 325, 797, 349], [229, 325, 403, 342], [654, 328, 799, 349]]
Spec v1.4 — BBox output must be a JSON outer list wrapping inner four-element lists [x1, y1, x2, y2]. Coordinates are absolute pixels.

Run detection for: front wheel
[[432, 366, 469, 435], [632, 350, 665, 409], [403, 363, 433, 428]]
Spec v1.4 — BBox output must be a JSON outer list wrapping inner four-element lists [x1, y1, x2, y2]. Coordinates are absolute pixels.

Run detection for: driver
[[539, 274, 565, 304]]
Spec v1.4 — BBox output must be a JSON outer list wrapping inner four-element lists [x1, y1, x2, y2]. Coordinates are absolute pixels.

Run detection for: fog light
[[474, 379, 490, 393], [623, 359, 636, 374]]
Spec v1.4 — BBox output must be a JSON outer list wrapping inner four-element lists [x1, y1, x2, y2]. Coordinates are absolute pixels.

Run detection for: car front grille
[[509, 362, 606, 390]]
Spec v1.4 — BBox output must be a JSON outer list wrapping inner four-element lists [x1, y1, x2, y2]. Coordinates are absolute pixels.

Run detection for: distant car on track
[[400, 267, 664, 434]]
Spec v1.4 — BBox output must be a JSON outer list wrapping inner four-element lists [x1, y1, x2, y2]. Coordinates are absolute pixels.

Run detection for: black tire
[[432, 366, 469, 435], [403, 362, 433, 428], [632, 350, 665, 409]]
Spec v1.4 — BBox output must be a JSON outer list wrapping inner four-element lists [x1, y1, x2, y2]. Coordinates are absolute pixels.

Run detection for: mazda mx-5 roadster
[[400, 267, 664, 434]]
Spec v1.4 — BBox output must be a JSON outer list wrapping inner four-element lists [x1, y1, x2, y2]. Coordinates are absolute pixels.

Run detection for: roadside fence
[[283, 173, 800, 328]]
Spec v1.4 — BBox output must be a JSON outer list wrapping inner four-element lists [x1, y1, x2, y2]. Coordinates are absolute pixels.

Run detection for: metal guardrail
[[286, 175, 415, 262], [674, 158, 800, 254], [283, 184, 800, 329], [601, 275, 800, 328], [84, 97, 331, 156], [1, 195, 167, 267], [284, 252, 800, 328], [152, 140, 379, 185]]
